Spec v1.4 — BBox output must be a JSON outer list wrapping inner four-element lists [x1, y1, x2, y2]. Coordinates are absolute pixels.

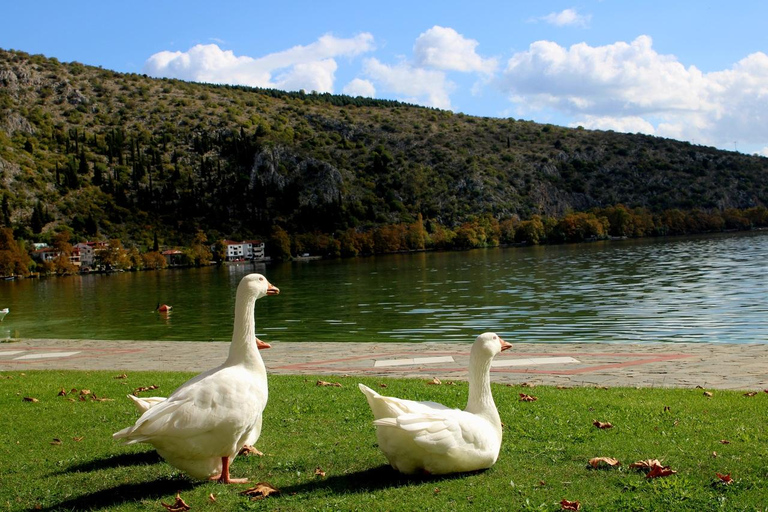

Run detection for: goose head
[[471, 332, 512, 359], [238, 273, 280, 300]]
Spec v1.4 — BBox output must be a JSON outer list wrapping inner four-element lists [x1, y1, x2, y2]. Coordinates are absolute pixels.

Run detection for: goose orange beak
[[256, 337, 272, 350], [267, 283, 280, 296], [500, 338, 512, 351]]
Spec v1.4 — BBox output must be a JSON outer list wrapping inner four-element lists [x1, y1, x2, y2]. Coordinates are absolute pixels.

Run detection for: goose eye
[[259, 277, 264, 281]]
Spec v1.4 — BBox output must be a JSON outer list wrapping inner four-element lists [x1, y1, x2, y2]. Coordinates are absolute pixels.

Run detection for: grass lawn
[[1, 370, 766, 511]]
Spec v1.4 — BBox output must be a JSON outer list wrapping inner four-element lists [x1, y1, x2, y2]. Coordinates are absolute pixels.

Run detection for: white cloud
[[500, 36, 768, 150], [362, 58, 454, 109], [343, 78, 376, 98], [413, 26, 497, 74], [570, 115, 656, 135], [537, 8, 591, 28], [143, 33, 374, 93]]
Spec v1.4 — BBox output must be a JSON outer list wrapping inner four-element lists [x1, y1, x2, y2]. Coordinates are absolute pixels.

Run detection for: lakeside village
[[15, 238, 269, 278]]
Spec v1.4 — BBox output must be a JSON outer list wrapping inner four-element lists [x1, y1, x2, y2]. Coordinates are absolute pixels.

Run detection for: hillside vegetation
[[1, 48, 767, 264]]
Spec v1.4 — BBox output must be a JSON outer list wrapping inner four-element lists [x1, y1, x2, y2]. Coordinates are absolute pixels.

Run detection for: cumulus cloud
[[501, 35, 768, 149], [537, 8, 591, 28], [413, 26, 497, 74], [343, 78, 376, 97], [143, 33, 374, 93], [362, 58, 455, 110]]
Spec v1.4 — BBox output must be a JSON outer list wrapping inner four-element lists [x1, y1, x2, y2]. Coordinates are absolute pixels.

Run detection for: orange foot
[[210, 456, 249, 484]]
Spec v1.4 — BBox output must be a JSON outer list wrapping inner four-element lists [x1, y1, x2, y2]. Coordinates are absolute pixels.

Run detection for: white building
[[74, 241, 109, 269], [223, 240, 265, 261]]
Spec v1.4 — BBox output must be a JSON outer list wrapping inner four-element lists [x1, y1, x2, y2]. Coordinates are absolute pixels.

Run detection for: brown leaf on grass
[[556, 385, 572, 390], [519, 393, 538, 402], [560, 499, 581, 510], [161, 492, 191, 511], [241, 482, 280, 500], [647, 464, 677, 478], [743, 391, 758, 397], [764, 389, 768, 394], [316, 380, 342, 387], [79, 389, 92, 396], [114, 373, 128, 379], [133, 385, 159, 394], [629, 459, 662, 470], [208, 493, 216, 502], [703, 391, 713, 397], [720, 439, 730, 444], [314, 467, 326, 478], [426, 377, 441, 385], [379, 383, 387, 388], [50, 438, 62, 445], [521, 382, 536, 388], [593, 420, 613, 429], [239, 445, 264, 457], [716, 472, 734, 485], [589, 457, 621, 469], [91, 394, 114, 402], [72, 436, 84, 442], [23, 397, 39, 402], [57, 388, 67, 396], [663, 406, 671, 412]]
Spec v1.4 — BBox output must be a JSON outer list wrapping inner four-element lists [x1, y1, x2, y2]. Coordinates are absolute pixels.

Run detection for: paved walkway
[[1, 338, 766, 390]]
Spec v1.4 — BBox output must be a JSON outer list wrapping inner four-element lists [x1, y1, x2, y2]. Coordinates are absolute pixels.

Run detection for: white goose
[[359, 332, 512, 475], [113, 273, 279, 483]]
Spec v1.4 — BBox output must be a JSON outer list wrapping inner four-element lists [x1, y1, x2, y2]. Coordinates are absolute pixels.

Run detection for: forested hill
[[1, 48, 767, 251]]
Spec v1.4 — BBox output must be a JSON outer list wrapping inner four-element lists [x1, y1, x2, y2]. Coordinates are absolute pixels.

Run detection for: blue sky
[[2, 1, 767, 155]]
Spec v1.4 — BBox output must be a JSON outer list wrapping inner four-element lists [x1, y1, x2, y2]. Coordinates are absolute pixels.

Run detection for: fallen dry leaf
[[241, 482, 280, 500], [57, 388, 67, 396], [314, 467, 326, 478], [647, 464, 677, 478], [629, 459, 663, 470], [23, 397, 39, 403], [379, 383, 387, 388], [91, 394, 114, 402], [161, 492, 190, 512], [72, 436, 84, 442], [743, 391, 758, 397], [114, 373, 128, 379], [208, 493, 216, 502], [716, 472, 734, 485], [521, 382, 536, 388], [133, 385, 159, 394], [703, 391, 713, 397], [50, 438, 62, 445], [560, 498, 581, 510], [426, 377, 441, 385], [593, 420, 613, 429], [79, 389, 92, 396], [316, 380, 342, 387], [556, 385, 572, 389], [589, 457, 621, 469], [239, 445, 264, 457], [519, 393, 538, 402], [720, 439, 730, 445], [712, 451, 717, 458], [663, 406, 671, 412]]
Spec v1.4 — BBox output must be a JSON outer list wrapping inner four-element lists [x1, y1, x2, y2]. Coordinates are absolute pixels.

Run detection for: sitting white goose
[[359, 332, 512, 475], [113, 273, 279, 483]]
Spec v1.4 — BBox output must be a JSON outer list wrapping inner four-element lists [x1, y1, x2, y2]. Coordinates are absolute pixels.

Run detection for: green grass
[[1, 371, 766, 511]]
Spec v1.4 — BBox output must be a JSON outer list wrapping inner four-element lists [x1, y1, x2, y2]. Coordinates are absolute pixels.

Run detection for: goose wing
[[374, 409, 492, 455]]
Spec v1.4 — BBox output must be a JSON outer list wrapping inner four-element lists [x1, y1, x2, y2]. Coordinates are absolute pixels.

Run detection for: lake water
[[1, 232, 766, 345]]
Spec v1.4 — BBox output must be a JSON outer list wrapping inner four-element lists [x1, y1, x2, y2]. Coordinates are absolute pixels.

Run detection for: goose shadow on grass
[[54, 450, 163, 475], [279, 464, 486, 496], [35, 477, 198, 512]]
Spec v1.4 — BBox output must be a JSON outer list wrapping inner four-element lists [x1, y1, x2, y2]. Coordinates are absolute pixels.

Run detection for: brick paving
[[1, 338, 766, 390]]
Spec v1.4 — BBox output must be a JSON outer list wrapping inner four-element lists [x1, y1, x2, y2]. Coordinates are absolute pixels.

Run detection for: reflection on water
[[1, 233, 766, 344]]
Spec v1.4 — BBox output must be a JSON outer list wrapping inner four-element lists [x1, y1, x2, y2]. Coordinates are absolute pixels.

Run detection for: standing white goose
[[113, 273, 279, 483], [359, 332, 512, 475]]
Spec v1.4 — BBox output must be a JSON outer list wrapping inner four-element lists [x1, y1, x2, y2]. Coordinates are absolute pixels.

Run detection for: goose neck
[[225, 291, 264, 369], [465, 354, 500, 428]]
